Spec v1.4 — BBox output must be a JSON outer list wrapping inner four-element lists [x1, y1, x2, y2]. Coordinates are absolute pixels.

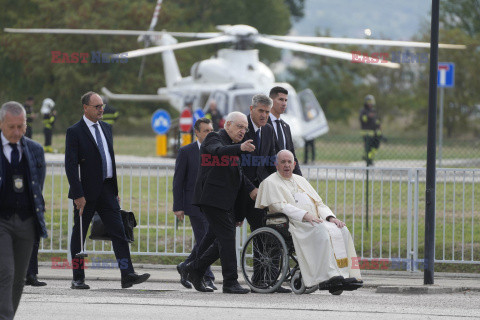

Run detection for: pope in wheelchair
[[249, 150, 362, 294]]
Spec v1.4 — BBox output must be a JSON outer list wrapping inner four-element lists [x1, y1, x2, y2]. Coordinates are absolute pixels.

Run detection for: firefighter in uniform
[[41, 98, 56, 153], [359, 95, 382, 166], [101, 96, 119, 126]]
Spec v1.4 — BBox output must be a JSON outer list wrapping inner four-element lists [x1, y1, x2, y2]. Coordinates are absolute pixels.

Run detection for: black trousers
[[26, 240, 39, 276], [189, 205, 238, 286], [25, 126, 33, 139], [70, 179, 134, 280], [184, 214, 215, 281], [43, 128, 52, 147], [244, 198, 268, 284], [304, 139, 315, 164]]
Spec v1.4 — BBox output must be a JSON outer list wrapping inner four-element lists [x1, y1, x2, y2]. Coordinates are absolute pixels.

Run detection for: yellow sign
[[156, 134, 167, 156]]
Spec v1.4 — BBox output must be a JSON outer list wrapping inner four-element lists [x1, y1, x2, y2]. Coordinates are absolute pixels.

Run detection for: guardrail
[[40, 161, 480, 271]]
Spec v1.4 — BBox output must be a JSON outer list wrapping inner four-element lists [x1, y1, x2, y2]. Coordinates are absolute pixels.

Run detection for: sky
[[291, 0, 432, 40]]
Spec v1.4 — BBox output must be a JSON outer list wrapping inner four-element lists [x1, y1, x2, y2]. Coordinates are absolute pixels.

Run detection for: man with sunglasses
[[65, 91, 150, 290]]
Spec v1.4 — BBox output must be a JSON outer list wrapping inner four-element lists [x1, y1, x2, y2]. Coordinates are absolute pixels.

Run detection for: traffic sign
[[151, 109, 171, 135], [438, 63, 455, 88], [193, 109, 205, 125], [179, 108, 193, 132]]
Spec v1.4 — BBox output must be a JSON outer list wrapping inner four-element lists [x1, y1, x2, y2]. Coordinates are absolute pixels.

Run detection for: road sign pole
[[425, 0, 439, 285], [438, 87, 444, 167]]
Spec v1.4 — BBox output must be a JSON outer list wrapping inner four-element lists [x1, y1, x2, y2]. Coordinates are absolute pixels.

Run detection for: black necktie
[[275, 120, 285, 150], [9, 143, 19, 168], [255, 128, 261, 150], [93, 124, 108, 180]]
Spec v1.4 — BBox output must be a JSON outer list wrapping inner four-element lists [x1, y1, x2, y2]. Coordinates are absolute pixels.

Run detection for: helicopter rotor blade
[[120, 35, 233, 59], [4, 28, 220, 39], [256, 36, 400, 69], [266, 35, 466, 50]]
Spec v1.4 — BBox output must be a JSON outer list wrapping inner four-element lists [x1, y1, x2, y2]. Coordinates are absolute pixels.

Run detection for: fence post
[[412, 169, 420, 272], [406, 169, 413, 271], [67, 200, 73, 263]]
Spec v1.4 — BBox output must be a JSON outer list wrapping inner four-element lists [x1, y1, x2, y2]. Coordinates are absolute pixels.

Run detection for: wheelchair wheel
[[241, 227, 289, 293], [290, 268, 306, 294], [290, 267, 318, 294]]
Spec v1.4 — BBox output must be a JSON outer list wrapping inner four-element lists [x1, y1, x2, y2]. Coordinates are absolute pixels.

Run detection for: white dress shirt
[[83, 115, 113, 178], [269, 113, 286, 149], [1, 132, 22, 163]]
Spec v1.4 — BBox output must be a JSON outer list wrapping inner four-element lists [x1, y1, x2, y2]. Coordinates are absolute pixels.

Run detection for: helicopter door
[[298, 89, 329, 140]]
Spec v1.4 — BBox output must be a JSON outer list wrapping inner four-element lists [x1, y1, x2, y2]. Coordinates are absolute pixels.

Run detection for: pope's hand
[[329, 217, 346, 228], [303, 212, 323, 226]]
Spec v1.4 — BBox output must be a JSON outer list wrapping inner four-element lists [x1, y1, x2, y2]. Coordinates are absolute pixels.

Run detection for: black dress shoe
[[121, 272, 150, 289], [223, 282, 249, 294], [204, 277, 217, 291], [276, 286, 292, 293], [318, 276, 345, 291], [177, 262, 192, 289], [26, 275, 47, 287], [71, 279, 90, 290], [342, 277, 363, 291], [185, 264, 213, 292]]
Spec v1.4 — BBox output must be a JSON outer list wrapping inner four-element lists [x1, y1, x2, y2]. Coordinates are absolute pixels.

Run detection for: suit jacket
[[267, 117, 302, 175], [173, 141, 202, 217], [0, 135, 47, 238], [192, 129, 255, 211], [65, 118, 118, 201], [241, 115, 277, 187]]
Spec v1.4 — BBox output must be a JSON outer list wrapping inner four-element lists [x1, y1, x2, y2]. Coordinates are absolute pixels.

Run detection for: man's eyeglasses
[[87, 104, 105, 110], [232, 122, 249, 133]]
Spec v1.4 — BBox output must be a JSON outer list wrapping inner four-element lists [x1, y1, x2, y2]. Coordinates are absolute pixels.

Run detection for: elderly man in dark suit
[[185, 111, 256, 294], [236, 93, 292, 293], [0, 101, 47, 320], [65, 91, 150, 290], [173, 118, 216, 290], [268, 86, 302, 176]]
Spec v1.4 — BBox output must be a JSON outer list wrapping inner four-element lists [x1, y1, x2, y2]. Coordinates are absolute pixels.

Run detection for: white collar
[[83, 115, 99, 127], [1, 132, 19, 147], [269, 113, 281, 122], [196, 140, 201, 149], [251, 120, 261, 133]]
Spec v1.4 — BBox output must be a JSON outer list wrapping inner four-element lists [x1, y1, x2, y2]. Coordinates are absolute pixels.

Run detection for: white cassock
[[255, 172, 361, 287]]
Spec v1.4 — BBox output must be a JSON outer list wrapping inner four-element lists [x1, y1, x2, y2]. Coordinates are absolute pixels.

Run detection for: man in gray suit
[[0, 101, 47, 320]]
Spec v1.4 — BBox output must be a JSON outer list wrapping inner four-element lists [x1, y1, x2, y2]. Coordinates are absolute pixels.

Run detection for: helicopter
[[4, 12, 465, 147]]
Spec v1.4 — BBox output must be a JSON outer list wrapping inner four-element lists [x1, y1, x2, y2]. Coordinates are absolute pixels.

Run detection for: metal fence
[[40, 161, 480, 271]]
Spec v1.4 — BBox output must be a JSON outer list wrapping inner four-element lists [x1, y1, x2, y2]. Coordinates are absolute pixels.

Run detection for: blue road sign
[[438, 63, 455, 88], [151, 109, 171, 135], [193, 109, 205, 125]]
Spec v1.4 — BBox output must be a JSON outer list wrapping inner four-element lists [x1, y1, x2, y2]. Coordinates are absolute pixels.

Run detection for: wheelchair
[[240, 212, 343, 295]]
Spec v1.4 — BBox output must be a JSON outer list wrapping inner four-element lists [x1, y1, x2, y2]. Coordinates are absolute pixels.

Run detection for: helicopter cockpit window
[[298, 89, 322, 122], [233, 94, 254, 115], [205, 91, 228, 116]]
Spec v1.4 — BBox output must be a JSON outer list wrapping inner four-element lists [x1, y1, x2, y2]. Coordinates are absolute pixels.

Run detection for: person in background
[[359, 94, 382, 166], [100, 96, 119, 127], [23, 97, 35, 139], [205, 100, 224, 131], [267, 86, 302, 175], [41, 98, 56, 153]]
